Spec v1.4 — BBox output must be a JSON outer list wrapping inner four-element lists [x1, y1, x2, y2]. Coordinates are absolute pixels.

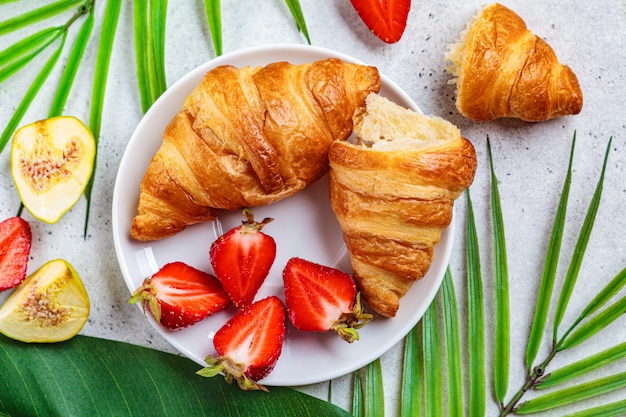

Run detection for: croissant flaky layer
[[130, 58, 380, 241], [447, 3, 583, 122], [329, 93, 477, 317]]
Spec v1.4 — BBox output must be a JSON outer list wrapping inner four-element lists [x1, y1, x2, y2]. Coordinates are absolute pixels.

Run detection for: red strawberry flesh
[[210, 208, 276, 307], [198, 296, 286, 391], [283, 257, 372, 343], [349, 0, 411, 43], [130, 262, 230, 330], [0, 216, 32, 291]]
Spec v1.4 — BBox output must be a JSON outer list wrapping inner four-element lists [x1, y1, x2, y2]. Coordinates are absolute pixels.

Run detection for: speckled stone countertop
[[1, 1, 625, 416]]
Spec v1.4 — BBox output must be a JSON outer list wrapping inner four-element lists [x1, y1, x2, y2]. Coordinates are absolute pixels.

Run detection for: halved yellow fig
[[0, 258, 90, 343], [10, 116, 96, 223]]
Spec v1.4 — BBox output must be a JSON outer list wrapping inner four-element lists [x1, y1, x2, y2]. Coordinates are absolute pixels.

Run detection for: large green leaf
[[0, 334, 351, 416]]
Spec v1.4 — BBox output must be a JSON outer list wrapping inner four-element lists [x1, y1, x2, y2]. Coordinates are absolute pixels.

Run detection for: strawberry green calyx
[[199, 356, 269, 392], [129, 280, 161, 322], [332, 292, 373, 343]]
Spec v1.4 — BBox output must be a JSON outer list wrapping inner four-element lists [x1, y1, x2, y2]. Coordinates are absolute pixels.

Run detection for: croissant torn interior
[[329, 93, 477, 317], [446, 3, 583, 122], [130, 58, 380, 241]]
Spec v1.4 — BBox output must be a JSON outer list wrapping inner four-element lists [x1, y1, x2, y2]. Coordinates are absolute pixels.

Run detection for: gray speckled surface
[[1, 1, 625, 415]]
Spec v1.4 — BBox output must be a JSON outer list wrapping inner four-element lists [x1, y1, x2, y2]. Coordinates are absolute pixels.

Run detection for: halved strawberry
[[198, 296, 286, 392], [349, 0, 411, 43], [210, 208, 276, 308], [282, 257, 373, 343], [129, 262, 230, 330], [0, 216, 32, 291]]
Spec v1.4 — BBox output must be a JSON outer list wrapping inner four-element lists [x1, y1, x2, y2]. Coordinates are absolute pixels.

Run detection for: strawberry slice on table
[[129, 261, 230, 330], [210, 208, 276, 308], [282, 257, 373, 343], [0, 216, 32, 291], [349, 0, 411, 43], [198, 296, 286, 392]]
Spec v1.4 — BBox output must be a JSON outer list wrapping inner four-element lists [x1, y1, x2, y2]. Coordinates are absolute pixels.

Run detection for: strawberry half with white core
[[129, 262, 230, 330], [210, 208, 276, 308], [0, 216, 32, 291], [198, 296, 286, 392], [282, 257, 373, 343]]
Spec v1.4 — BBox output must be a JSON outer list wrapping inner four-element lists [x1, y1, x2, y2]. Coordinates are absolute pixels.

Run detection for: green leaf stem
[[0, 32, 66, 154], [515, 371, 626, 414], [0, 0, 83, 36], [203, 0, 222, 56], [526, 134, 576, 369], [466, 190, 486, 417], [0, 334, 351, 416], [553, 137, 612, 338], [441, 268, 464, 417], [362, 359, 384, 417], [422, 302, 443, 416], [488, 138, 510, 406], [285, 0, 311, 44], [84, 0, 122, 236], [537, 341, 626, 389], [400, 322, 422, 417], [49, 5, 94, 117]]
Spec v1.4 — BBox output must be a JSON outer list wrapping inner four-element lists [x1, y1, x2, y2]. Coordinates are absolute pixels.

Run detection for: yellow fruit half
[[11, 116, 96, 223], [0, 259, 90, 343]]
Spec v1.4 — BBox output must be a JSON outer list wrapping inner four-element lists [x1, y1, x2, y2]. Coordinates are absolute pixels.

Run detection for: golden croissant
[[130, 58, 380, 241], [446, 3, 583, 122], [329, 93, 477, 317]]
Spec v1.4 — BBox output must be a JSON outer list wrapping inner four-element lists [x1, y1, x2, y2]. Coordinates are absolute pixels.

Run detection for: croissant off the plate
[[130, 58, 380, 241], [446, 3, 583, 122], [329, 93, 477, 317]]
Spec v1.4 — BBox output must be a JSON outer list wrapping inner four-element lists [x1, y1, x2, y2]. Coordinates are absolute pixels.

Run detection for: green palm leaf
[[49, 6, 94, 117], [422, 301, 443, 416], [352, 370, 364, 417], [488, 138, 510, 406], [515, 371, 626, 414], [0, 26, 62, 84], [553, 137, 612, 338], [0, 33, 66, 154], [562, 399, 626, 417], [203, 0, 222, 56], [466, 190, 486, 417], [285, 0, 311, 44], [0, 0, 83, 36], [441, 268, 464, 416], [400, 322, 422, 417], [558, 294, 626, 351], [150, 0, 168, 94], [526, 133, 576, 369], [84, 0, 122, 236], [0, 334, 351, 416], [537, 341, 626, 389], [362, 359, 384, 417]]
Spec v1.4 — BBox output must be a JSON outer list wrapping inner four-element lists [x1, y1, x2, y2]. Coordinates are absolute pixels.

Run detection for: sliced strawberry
[[130, 262, 230, 330], [210, 208, 276, 308], [0, 216, 32, 291], [349, 0, 411, 43], [198, 296, 286, 391], [282, 257, 372, 343]]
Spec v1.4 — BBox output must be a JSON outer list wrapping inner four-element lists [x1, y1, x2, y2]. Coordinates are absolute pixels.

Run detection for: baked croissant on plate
[[131, 58, 380, 241], [329, 93, 477, 317], [446, 3, 583, 122]]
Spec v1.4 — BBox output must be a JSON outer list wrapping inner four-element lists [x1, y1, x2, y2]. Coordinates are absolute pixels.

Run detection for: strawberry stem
[[332, 292, 373, 343], [241, 207, 273, 231], [199, 355, 270, 392]]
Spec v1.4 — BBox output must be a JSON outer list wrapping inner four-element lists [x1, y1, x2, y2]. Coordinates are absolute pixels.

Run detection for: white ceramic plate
[[112, 44, 453, 386]]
